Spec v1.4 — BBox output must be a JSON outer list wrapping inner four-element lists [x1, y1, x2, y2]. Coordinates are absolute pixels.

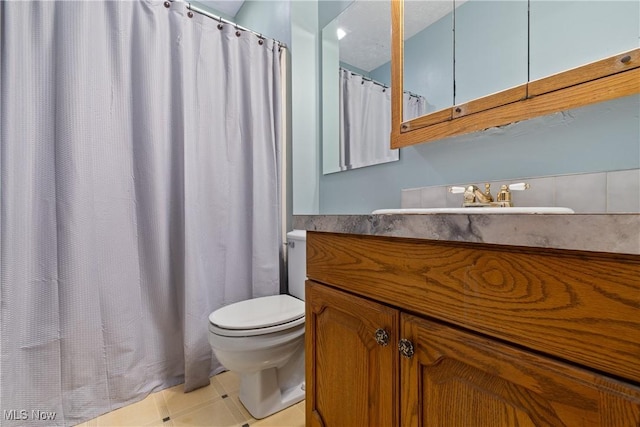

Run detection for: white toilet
[[208, 230, 307, 419]]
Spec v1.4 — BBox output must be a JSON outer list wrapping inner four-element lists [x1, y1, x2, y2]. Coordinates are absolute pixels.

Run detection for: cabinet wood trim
[[402, 85, 530, 133], [307, 232, 640, 384], [400, 107, 451, 132], [452, 84, 528, 119], [390, 0, 403, 143], [392, 67, 639, 148], [529, 48, 640, 97]]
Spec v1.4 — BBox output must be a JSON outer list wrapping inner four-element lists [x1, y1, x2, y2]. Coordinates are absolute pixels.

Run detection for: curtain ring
[[258, 34, 264, 45], [217, 16, 223, 30], [187, 11, 193, 18], [164, 1, 170, 8], [235, 25, 241, 37]]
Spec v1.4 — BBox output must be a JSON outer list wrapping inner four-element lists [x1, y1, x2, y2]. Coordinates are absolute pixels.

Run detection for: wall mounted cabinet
[[390, 0, 640, 148]]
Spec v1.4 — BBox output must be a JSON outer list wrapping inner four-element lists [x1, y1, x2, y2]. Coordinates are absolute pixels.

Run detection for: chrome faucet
[[449, 182, 529, 207]]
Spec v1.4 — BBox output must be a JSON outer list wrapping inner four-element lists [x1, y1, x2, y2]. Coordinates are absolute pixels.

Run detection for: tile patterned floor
[[75, 371, 305, 427]]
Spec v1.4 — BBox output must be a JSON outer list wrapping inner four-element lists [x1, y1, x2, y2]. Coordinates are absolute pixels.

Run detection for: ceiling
[[192, 0, 456, 73], [335, 0, 457, 72], [195, 0, 245, 18]]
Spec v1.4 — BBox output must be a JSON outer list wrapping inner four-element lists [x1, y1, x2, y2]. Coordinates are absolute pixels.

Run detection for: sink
[[372, 207, 575, 214]]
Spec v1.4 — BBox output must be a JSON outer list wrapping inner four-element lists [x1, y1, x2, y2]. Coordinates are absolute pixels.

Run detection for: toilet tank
[[286, 230, 307, 301]]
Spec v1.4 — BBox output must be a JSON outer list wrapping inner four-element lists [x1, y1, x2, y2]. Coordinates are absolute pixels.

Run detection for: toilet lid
[[209, 294, 304, 331]]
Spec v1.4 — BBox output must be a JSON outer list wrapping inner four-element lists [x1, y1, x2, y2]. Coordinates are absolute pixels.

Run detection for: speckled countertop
[[293, 214, 640, 255]]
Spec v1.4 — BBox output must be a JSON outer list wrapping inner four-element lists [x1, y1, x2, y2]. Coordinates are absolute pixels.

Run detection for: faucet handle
[[449, 186, 466, 194], [508, 182, 530, 191]]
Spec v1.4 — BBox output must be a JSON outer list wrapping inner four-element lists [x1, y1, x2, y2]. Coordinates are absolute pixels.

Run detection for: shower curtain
[[0, 1, 283, 426], [339, 68, 426, 170]]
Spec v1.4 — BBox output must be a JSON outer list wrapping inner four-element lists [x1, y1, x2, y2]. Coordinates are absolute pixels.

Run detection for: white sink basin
[[372, 207, 575, 214]]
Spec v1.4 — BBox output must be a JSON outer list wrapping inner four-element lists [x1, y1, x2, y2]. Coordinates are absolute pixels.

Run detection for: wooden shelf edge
[[453, 84, 528, 119], [399, 86, 528, 135], [392, 67, 640, 149], [529, 48, 640, 98], [401, 108, 452, 133]]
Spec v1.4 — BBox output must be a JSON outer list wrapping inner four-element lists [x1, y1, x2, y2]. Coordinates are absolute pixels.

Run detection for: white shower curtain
[[339, 68, 426, 170], [340, 68, 397, 170], [0, 1, 283, 426]]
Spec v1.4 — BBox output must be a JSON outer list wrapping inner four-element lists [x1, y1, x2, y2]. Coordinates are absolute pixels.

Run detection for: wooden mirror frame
[[390, 0, 640, 149]]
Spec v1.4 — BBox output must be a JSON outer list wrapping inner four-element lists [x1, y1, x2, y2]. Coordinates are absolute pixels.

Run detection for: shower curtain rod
[[171, 0, 288, 49], [340, 68, 422, 99]]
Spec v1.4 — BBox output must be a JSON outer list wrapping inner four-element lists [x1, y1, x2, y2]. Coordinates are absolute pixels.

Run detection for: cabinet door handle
[[375, 328, 390, 346], [398, 339, 415, 358]]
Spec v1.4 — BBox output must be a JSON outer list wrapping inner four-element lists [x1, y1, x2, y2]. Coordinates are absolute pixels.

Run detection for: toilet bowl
[[207, 230, 307, 419]]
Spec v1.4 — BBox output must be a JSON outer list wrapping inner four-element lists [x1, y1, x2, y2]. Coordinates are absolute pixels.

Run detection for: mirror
[[390, 0, 640, 148], [322, 1, 400, 174], [396, 0, 530, 130], [403, 1, 454, 113], [529, 0, 639, 81], [453, 0, 528, 105]]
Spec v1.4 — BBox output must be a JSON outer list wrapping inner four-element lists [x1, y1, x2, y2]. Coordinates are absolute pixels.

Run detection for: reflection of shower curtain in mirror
[[339, 68, 426, 170]]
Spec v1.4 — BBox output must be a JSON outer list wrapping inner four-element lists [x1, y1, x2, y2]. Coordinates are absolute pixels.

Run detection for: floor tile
[[251, 405, 304, 427], [171, 399, 237, 427], [96, 394, 161, 426], [153, 391, 171, 420], [162, 381, 220, 416], [213, 371, 240, 395], [209, 376, 227, 397], [226, 394, 256, 425], [144, 419, 174, 427], [80, 372, 304, 427], [84, 417, 99, 427]]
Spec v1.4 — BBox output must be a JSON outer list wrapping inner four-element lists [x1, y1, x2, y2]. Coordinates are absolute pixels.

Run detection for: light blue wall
[[319, 95, 639, 213], [191, 1, 236, 22], [316, 1, 640, 214], [318, 0, 353, 29], [291, 1, 321, 214], [235, 0, 292, 44], [340, 62, 370, 78], [235, 1, 323, 215]]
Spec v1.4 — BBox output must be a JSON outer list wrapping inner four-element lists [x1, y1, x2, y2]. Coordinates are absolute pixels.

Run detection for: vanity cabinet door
[[305, 281, 399, 427], [400, 313, 640, 427]]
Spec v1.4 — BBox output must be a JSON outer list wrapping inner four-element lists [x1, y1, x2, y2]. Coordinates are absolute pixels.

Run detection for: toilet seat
[[209, 294, 305, 337]]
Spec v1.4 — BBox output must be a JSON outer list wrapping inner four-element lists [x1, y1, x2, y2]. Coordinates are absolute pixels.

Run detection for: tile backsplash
[[401, 169, 640, 213]]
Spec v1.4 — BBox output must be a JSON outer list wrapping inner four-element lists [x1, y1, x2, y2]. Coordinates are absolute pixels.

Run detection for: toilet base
[[238, 367, 305, 419]]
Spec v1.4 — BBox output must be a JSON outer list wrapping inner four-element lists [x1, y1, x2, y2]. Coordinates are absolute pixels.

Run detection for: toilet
[[208, 230, 307, 419]]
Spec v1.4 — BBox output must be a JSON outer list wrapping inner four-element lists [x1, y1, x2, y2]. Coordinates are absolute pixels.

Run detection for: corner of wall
[[291, 0, 320, 214]]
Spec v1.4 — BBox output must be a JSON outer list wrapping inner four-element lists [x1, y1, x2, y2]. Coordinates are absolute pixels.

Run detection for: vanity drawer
[[306, 231, 640, 384]]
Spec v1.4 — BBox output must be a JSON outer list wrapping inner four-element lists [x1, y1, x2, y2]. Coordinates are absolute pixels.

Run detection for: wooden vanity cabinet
[[305, 282, 399, 427], [305, 232, 640, 427], [401, 314, 640, 426]]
